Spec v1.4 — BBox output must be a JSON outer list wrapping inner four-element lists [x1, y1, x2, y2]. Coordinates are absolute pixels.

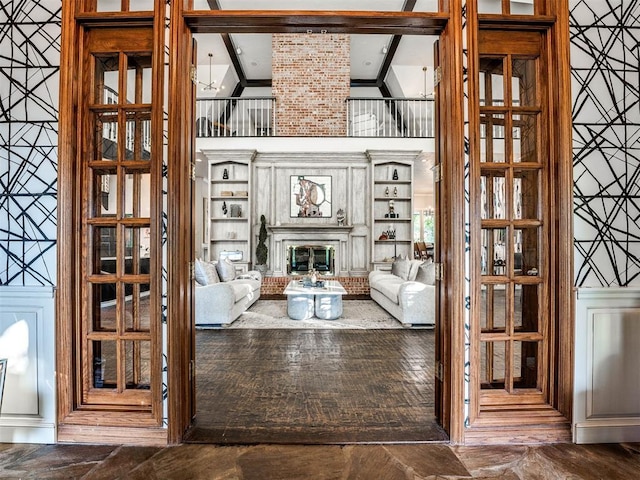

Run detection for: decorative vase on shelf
[[223, 168, 229, 180], [384, 186, 389, 197], [393, 186, 398, 197], [392, 168, 398, 180], [310, 270, 317, 284]]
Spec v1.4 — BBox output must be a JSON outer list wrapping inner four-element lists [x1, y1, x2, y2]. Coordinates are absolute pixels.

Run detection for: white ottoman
[[287, 294, 315, 320], [315, 294, 343, 320]]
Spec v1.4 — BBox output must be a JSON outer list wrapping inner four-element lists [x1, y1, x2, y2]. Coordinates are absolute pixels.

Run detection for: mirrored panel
[[94, 226, 118, 261], [513, 114, 539, 163], [124, 227, 143, 258], [480, 113, 506, 163], [513, 168, 539, 219], [513, 340, 539, 389], [94, 112, 119, 161], [124, 110, 152, 160], [481, 228, 508, 275], [479, 59, 505, 106], [94, 55, 119, 104], [514, 227, 539, 275], [480, 284, 508, 333], [91, 283, 117, 332], [125, 54, 153, 104], [125, 340, 151, 390], [480, 340, 507, 389], [512, 58, 537, 107], [124, 283, 151, 333], [92, 340, 117, 389], [93, 172, 118, 217], [480, 170, 507, 219], [124, 172, 152, 218], [515, 284, 539, 333]]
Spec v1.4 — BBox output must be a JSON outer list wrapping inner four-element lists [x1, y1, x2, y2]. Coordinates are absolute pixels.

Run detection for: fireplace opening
[[287, 245, 335, 276]]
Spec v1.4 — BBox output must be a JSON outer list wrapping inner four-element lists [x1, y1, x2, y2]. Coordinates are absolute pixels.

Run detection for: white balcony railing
[[193, 96, 435, 138], [195, 97, 276, 137], [347, 97, 435, 138]]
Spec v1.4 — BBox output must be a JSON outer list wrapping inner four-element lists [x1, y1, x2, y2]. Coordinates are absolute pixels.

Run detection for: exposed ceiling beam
[[208, 0, 257, 92], [186, 11, 448, 35], [376, 0, 417, 97], [350, 79, 378, 88]]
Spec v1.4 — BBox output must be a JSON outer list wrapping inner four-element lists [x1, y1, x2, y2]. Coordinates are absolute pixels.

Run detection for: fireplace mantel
[[268, 224, 353, 233], [267, 224, 354, 276]]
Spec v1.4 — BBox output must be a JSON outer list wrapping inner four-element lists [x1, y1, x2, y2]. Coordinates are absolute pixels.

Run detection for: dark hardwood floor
[[184, 329, 448, 444]]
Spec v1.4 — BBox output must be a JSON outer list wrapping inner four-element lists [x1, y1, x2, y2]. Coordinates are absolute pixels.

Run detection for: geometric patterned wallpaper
[[570, 0, 640, 287], [0, 0, 60, 286], [1, 0, 637, 288]]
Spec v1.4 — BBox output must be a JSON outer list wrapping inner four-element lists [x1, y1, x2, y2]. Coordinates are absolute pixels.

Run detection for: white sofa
[[194, 259, 261, 326], [368, 258, 435, 327]]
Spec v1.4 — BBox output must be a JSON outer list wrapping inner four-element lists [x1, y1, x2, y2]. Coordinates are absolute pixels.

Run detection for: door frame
[[166, 7, 464, 444]]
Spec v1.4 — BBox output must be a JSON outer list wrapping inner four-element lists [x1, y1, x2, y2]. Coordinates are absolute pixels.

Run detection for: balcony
[[195, 97, 276, 137], [194, 97, 435, 138], [347, 97, 434, 138]]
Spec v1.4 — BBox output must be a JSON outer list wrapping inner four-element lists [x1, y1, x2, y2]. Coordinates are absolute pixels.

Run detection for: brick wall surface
[[272, 34, 350, 137], [261, 276, 369, 297]]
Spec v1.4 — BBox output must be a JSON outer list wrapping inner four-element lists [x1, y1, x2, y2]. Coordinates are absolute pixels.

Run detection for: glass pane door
[[81, 29, 158, 409], [475, 31, 548, 406]]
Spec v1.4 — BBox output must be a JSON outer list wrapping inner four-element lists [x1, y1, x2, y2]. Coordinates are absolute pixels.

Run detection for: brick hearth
[[261, 276, 370, 297]]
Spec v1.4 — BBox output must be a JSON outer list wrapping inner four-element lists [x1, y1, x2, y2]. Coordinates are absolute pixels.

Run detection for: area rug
[[225, 299, 404, 329]]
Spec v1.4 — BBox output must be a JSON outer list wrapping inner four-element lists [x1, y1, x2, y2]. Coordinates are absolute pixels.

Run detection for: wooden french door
[[80, 27, 161, 415], [57, 24, 165, 440], [466, 29, 571, 441]]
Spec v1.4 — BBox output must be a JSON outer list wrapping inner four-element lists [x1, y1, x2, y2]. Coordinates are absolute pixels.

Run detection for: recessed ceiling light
[[364, 60, 372, 66], [251, 61, 258, 67]]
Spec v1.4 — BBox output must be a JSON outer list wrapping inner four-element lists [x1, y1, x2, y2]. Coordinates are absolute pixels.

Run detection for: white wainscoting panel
[[0, 286, 56, 443], [574, 287, 640, 443]]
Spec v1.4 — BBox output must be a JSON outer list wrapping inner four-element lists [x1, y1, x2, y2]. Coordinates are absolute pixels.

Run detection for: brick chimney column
[[272, 34, 350, 136]]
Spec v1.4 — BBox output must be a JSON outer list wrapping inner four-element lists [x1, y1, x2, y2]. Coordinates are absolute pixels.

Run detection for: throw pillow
[[415, 261, 436, 285], [216, 257, 236, 282], [202, 261, 220, 285], [407, 259, 424, 282], [194, 258, 209, 286], [391, 256, 411, 280]]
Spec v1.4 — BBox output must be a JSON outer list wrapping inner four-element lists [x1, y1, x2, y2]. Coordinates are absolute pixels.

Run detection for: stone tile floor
[[1, 441, 639, 479]]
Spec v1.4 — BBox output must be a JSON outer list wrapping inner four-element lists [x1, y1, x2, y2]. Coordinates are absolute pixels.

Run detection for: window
[[413, 209, 435, 243]]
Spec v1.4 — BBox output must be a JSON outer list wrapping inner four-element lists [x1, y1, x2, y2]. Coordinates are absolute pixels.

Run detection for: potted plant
[[255, 214, 268, 275]]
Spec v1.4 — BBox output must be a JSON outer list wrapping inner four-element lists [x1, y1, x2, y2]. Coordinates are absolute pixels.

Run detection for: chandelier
[[200, 53, 224, 92]]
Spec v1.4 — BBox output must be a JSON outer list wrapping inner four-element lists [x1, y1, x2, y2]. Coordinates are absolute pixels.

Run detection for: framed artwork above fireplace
[[290, 175, 332, 218]]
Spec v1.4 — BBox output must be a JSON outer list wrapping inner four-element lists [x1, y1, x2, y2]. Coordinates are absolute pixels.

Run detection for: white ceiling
[[193, 33, 436, 97]]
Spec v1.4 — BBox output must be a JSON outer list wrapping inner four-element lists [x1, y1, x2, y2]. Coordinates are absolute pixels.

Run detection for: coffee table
[[283, 279, 347, 320]]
